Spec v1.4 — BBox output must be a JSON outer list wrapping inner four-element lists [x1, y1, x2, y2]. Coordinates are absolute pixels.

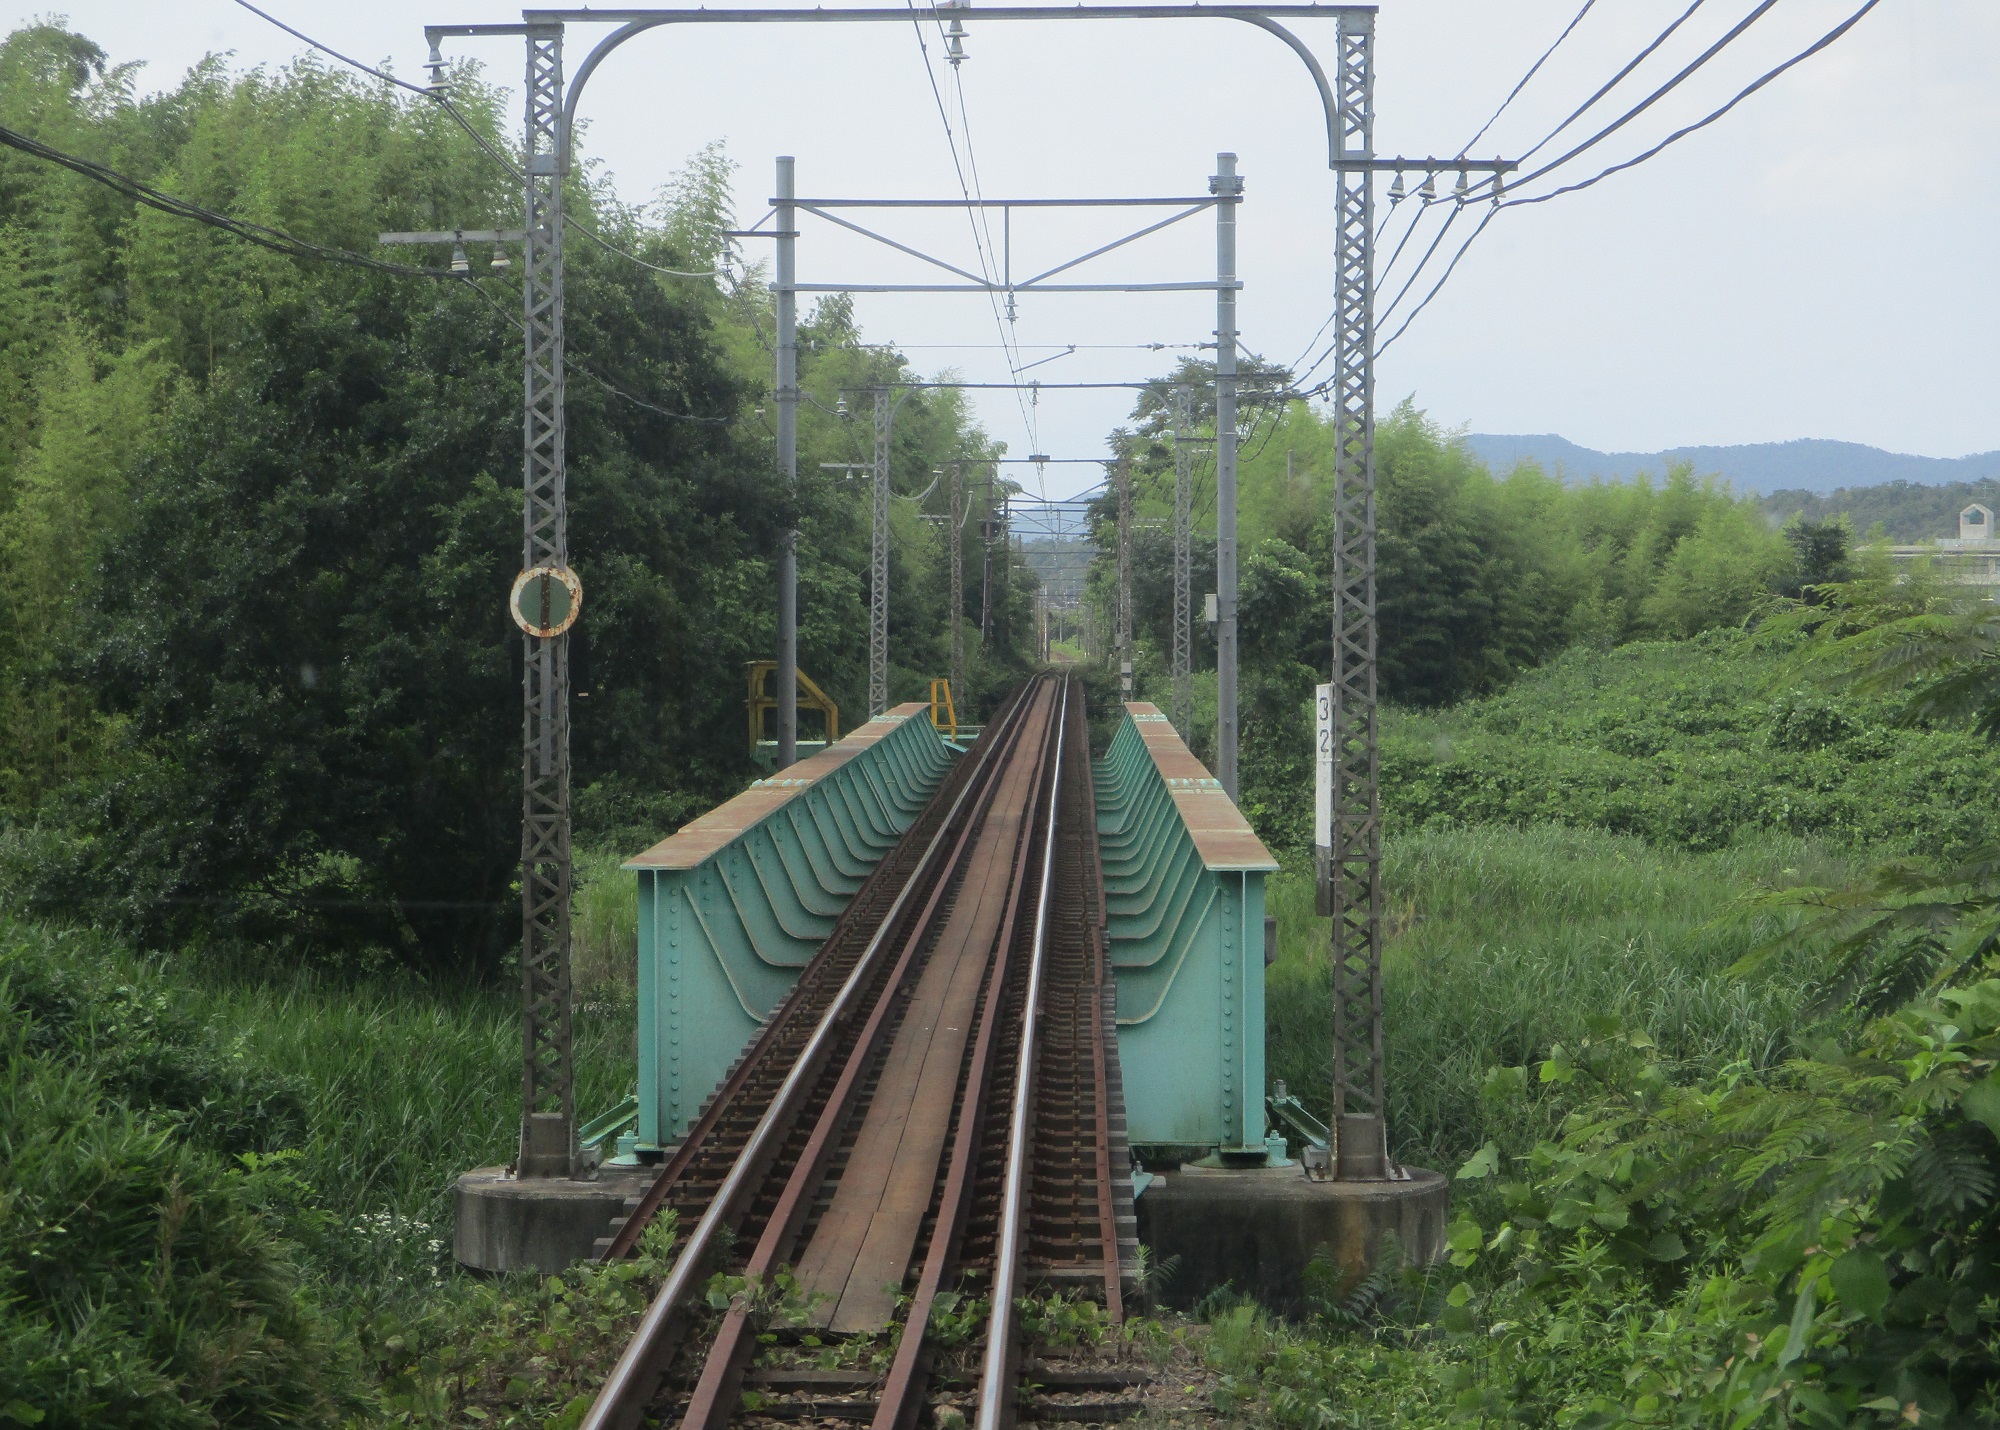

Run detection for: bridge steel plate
[[623, 703, 956, 1146], [1095, 703, 1280, 1153]]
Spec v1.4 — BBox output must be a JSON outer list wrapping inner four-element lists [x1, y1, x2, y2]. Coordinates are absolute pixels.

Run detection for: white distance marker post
[[1315, 682, 1333, 917]]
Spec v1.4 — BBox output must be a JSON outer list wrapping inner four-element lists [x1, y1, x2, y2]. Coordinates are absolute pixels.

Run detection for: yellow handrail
[[745, 661, 840, 752]]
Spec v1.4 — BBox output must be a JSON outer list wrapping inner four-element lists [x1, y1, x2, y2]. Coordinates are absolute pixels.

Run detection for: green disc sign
[[510, 565, 582, 638]]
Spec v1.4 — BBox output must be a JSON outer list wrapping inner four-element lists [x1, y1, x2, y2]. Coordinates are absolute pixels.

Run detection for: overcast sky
[[12, 2, 1996, 498]]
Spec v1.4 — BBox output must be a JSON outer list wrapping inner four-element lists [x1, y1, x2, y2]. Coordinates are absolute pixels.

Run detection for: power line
[[1305, 0, 1882, 385], [0, 122, 449, 277], [1320, 0, 1885, 382], [1509, 0, 1713, 170], [1369, 204, 1499, 362], [1462, 0, 1784, 203], [1457, 0, 1598, 157], [3, 118, 731, 425], [1502, 0, 1884, 208], [228, 0, 722, 281], [1375, 202, 1464, 326]]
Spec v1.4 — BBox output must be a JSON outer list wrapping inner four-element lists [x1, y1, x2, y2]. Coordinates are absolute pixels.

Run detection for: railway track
[[582, 673, 1139, 1430]]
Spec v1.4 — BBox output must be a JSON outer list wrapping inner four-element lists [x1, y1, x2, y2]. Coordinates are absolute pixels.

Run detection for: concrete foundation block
[[1135, 1163, 1449, 1315], [453, 1165, 656, 1275]]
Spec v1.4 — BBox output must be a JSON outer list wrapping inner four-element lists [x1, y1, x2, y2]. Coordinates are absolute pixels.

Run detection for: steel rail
[[869, 683, 1070, 1430], [599, 684, 1030, 1262], [976, 679, 1070, 1430], [580, 685, 1043, 1430], [675, 680, 1062, 1430]]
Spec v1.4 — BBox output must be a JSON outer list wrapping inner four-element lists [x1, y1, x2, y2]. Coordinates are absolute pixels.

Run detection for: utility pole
[[1326, 12, 1383, 1181], [1116, 456, 1133, 701], [1172, 383, 1194, 740], [774, 156, 799, 769], [870, 387, 892, 718], [1212, 152, 1242, 800]]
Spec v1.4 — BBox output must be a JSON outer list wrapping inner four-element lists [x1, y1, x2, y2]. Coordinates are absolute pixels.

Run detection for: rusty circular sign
[[510, 565, 582, 638]]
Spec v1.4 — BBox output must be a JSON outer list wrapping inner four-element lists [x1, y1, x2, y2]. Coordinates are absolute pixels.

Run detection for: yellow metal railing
[[746, 661, 840, 753], [927, 678, 957, 741]]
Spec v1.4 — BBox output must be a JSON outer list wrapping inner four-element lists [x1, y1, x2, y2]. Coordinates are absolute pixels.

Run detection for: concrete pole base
[[453, 1165, 657, 1275], [1135, 1162, 1449, 1315]]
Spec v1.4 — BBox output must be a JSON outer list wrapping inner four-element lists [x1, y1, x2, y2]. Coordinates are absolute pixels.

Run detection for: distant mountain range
[[1463, 435, 2000, 496]]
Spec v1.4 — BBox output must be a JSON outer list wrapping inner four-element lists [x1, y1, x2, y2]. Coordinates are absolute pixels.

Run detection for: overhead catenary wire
[[897, 2, 1042, 475]]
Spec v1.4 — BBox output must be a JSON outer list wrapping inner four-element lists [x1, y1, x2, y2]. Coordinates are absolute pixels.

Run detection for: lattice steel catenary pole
[[774, 156, 799, 767], [517, 21, 575, 1179], [1116, 455, 1133, 700], [1211, 152, 1242, 800], [1327, 10, 1385, 1181], [1171, 383, 1193, 739], [870, 387, 891, 717], [950, 460, 965, 703]]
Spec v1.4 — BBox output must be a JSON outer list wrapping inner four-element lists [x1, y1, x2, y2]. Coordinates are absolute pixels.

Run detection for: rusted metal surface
[[627, 703, 931, 872], [584, 674, 1133, 1430]]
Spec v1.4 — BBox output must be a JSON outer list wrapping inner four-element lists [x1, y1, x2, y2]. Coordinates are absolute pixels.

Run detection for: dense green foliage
[[0, 921, 354, 1426], [1264, 825, 1843, 1172], [0, 23, 1030, 970], [1108, 385, 1804, 732], [8, 17, 2000, 1430], [1234, 628, 2000, 863], [0, 909, 639, 1427], [1217, 572, 2000, 1427]]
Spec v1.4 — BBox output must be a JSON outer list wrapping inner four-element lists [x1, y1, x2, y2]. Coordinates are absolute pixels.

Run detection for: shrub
[[0, 963, 355, 1427]]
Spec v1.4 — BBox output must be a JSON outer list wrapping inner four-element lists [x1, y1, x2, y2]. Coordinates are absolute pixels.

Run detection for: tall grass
[[573, 844, 639, 998], [175, 965, 634, 1302], [1265, 824, 1852, 1170]]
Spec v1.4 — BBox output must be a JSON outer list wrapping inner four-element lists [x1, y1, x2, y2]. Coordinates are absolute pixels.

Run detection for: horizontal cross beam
[[782, 196, 1225, 208], [792, 281, 1232, 293], [512, 5, 1373, 21]]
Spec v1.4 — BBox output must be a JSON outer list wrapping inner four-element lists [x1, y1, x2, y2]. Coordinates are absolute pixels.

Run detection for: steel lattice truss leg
[[1328, 10, 1386, 1181], [870, 388, 891, 718], [518, 22, 574, 1179], [1171, 385, 1193, 738], [1116, 458, 1133, 700], [949, 462, 965, 701]]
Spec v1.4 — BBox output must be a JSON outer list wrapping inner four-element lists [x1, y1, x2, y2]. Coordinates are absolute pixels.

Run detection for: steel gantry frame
[[780, 178, 1240, 737], [424, 0, 1511, 1184]]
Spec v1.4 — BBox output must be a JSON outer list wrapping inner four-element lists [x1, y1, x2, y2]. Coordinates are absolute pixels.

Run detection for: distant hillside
[[1464, 434, 2000, 496], [1759, 480, 2000, 544]]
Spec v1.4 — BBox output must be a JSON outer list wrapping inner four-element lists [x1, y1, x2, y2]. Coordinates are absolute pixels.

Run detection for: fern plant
[[1448, 992, 2000, 1427]]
